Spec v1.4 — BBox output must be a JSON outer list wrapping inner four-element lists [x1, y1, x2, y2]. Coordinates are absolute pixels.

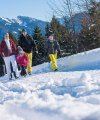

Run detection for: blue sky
[[1, 0, 98, 21], [0, 0, 54, 21]]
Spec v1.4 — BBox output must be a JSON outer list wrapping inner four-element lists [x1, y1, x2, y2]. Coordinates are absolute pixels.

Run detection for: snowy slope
[[0, 48, 100, 120]]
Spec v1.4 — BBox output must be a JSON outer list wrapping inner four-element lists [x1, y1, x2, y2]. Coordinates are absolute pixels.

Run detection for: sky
[[0, 0, 81, 21], [0, 0, 55, 21]]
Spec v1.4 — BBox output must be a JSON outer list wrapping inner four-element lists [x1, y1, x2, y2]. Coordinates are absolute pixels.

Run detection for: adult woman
[[0, 33, 19, 80]]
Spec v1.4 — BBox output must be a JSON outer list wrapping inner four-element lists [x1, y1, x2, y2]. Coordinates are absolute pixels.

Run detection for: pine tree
[[89, 1, 100, 43], [80, 15, 99, 51], [32, 26, 45, 56], [45, 23, 50, 38], [50, 15, 61, 41], [79, 1, 100, 51]]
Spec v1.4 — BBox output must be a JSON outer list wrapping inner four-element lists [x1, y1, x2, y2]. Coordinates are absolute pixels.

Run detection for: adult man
[[18, 29, 37, 75]]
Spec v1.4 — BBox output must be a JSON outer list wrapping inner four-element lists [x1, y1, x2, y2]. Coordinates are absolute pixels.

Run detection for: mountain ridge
[[0, 16, 48, 40]]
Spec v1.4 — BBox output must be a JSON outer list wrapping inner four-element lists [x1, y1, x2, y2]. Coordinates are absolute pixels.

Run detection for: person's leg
[[20, 66, 27, 76], [49, 54, 58, 71], [20, 66, 23, 76], [54, 53, 57, 62], [26, 53, 32, 74], [3, 56, 11, 79], [10, 55, 19, 78]]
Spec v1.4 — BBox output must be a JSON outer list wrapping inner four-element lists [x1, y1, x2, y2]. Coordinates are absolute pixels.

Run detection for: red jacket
[[16, 53, 28, 66], [0, 39, 17, 57]]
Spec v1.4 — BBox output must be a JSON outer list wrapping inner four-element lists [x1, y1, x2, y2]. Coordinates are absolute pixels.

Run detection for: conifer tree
[[32, 26, 45, 56], [45, 23, 50, 38]]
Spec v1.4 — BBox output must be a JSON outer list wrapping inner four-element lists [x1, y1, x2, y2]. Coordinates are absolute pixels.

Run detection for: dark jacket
[[0, 39, 17, 57], [46, 39, 61, 54], [18, 35, 36, 53]]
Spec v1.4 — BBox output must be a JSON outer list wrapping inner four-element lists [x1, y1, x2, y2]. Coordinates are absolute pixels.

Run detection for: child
[[16, 46, 28, 76], [46, 31, 61, 71]]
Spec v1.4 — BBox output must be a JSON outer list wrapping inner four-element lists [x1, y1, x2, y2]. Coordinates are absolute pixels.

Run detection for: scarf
[[5, 39, 12, 51]]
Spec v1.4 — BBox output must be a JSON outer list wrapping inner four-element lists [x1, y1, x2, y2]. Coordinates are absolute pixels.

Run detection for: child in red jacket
[[16, 46, 28, 76]]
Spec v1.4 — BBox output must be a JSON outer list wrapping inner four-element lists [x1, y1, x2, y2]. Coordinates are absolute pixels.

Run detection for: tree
[[32, 26, 45, 56], [79, 15, 99, 51], [45, 23, 50, 38], [88, 1, 100, 40]]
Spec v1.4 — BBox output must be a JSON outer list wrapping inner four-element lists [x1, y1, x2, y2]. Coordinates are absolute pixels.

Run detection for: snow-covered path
[[0, 48, 100, 120]]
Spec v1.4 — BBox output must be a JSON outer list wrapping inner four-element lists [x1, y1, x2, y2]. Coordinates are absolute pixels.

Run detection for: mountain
[[0, 16, 48, 40]]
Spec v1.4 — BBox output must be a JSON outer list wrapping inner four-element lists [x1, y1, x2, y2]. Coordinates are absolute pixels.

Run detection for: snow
[[15, 17, 22, 25], [0, 48, 100, 120], [13, 31, 17, 34], [0, 17, 12, 23]]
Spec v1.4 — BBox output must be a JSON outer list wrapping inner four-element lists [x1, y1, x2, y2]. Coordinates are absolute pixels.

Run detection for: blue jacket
[[46, 39, 61, 54]]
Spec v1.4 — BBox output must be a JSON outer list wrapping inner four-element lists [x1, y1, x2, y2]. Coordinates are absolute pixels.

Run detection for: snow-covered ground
[[0, 48, 100, 120]]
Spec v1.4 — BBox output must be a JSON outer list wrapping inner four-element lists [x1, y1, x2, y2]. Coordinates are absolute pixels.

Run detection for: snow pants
[[3, 55, 18, 79], [26, 53, 32, 73], [49, 53, 58, 71], [20, 66, 27, 76]]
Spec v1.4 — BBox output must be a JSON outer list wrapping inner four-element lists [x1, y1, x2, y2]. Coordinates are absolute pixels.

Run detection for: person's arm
[[16, 55, 20, 64], [56, 41, 62, 57], [18, 37, 21, 46], [24, 53, 28, 65], [30, 36, 38, 53], [11, 39, 17, 54]]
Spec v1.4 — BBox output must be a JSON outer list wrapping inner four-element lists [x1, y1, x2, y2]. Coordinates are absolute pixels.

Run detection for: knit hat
[[48, 29, 54, 36], [21, 29, 26, 33], [17, 46, 23, 52]]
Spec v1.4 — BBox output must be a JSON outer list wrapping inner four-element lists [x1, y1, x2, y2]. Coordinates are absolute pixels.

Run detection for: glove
[[35, 51, 38, 54]]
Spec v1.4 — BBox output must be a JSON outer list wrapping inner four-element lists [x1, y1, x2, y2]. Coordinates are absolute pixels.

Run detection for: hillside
[[0, 48, 100, 120]]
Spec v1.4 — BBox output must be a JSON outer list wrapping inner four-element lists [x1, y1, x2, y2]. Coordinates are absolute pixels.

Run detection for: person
[[18, 29, 38, 75], [0, 54, 6, 76], [46, 31, 61, 71], [16, 46, 28, 77], [0, 33, 19, 80]]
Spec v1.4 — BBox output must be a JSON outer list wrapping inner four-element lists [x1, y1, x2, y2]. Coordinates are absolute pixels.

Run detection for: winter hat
[[21, 29, 26, 33], [48, 29, 54, 36], [17, 46, 23, 52]]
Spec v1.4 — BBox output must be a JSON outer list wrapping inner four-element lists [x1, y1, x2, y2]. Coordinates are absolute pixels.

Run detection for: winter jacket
[[0, 39, 17, 57], [16, 53, 28, 66], [46, 39, 61, 54], [18, 35, 37, 53]]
